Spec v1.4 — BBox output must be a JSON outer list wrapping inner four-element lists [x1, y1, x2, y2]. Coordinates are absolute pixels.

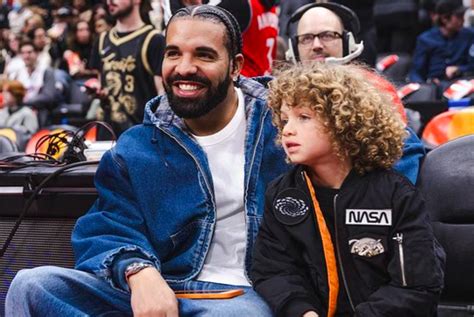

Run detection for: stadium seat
[[418, 135, 474, 316], [0, 135, 18, 154], [0, 128, 31, 151]]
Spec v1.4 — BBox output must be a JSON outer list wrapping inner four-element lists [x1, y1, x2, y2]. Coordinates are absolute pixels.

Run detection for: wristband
[[124, 262, 153, 282]]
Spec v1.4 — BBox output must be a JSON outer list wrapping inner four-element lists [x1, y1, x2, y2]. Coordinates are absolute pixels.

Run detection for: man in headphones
[[287, 2, 424, 185], [286, 2, 364, 65]]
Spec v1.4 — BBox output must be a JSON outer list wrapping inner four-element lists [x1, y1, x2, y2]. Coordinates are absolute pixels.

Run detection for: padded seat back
[[418, 135, 474, 303]]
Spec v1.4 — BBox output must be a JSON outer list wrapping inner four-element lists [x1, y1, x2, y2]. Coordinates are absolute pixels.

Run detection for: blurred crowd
[[0, 0, 473, 149]]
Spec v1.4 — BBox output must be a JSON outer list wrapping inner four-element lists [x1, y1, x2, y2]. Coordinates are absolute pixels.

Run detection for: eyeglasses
[[296, 31, 342, 46]]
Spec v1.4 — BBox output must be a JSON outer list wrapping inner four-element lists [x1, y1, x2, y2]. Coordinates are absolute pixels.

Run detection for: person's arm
[[393, 127, 425, 185], [73, 145, 181, 316], [354, 177, 445, 316], [146, 32, 165, 96], [87, 37, 102, 73], [72, 147, 162, 291], [409, 35, 430, 83], [20, 107, 39, 134], [455, 33, 474, 75], [128, 267, 178, 317], [251, 184, 323, 317]]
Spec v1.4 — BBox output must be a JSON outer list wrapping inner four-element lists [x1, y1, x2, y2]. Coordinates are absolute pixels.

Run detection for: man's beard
[[164, 72, 232, 119], [110, 1, 133, 20]]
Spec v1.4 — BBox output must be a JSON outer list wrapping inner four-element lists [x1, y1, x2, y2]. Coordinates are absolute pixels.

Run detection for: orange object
[[64, 50, 83, 76], [304, 172, 339, 317], [422, 107, 474, 147], [84, 125, 97, 142], [25, 126, 76, 158], [174, 289, 244, 299]]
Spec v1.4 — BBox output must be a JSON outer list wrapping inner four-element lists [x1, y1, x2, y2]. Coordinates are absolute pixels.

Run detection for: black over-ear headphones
[[285, 2, 361, 64]]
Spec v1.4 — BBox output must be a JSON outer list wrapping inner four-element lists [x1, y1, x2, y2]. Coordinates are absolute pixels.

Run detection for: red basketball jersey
[[241, 0, 278, 77]]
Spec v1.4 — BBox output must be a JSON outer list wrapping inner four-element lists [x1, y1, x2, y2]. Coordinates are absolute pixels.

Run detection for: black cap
[[436, 0, 467, 15]]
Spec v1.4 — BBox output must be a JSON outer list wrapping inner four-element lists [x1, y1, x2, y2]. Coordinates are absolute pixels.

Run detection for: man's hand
[[128, 267, 179, 317], [302, 311, 319, 317], [446, 66, 460, 79]]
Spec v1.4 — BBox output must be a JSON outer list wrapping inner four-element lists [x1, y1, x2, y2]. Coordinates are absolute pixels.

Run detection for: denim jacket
[[72, 77, 288, 292], [72, 77, 425, 293]]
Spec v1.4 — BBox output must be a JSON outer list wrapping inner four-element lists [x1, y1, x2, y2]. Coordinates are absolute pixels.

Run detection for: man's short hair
[[27, 27, 46, 42], [168, 5, 242, 59], [436, 0, 467, 26], [436, 0, 467, 16], [19, 38, 39, 52]]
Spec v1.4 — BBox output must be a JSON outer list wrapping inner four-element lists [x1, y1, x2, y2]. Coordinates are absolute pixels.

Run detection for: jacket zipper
[[393, 233, 407, 286], [333, 194, 356, 312]]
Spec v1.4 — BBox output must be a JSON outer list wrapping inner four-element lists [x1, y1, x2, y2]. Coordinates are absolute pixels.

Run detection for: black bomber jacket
[[250, 165, 445, 317]]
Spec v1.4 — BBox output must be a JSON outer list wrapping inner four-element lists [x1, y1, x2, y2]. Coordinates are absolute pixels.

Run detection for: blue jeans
[[6, 266, 273, 317]]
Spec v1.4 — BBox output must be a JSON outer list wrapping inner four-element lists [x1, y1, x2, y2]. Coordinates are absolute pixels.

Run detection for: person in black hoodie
[[250, 62, 445, 317]]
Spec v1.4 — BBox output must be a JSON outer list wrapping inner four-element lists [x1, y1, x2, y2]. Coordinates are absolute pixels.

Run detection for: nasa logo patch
[[273, 189, 310, 225]]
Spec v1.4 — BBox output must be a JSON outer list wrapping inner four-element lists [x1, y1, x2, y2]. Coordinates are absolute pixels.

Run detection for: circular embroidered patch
[[273, 188, 310, 225]]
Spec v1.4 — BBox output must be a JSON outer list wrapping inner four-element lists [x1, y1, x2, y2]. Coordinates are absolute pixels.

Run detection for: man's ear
[[231, 53, 244, 80]]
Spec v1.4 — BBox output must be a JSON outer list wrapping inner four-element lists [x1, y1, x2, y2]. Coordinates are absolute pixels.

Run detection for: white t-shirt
[[8, 63, 46, 102], [194, 88, 250, 286]]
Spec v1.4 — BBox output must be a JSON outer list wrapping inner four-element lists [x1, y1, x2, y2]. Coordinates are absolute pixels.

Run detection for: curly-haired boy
[[250, 63, 445, 317]]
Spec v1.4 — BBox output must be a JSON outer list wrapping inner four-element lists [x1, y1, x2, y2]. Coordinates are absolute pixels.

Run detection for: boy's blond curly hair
[[268, 62, 407, 175]]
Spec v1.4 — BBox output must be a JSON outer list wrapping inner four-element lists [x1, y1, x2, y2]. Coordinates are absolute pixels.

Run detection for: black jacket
[[251, 166, 445, 317]]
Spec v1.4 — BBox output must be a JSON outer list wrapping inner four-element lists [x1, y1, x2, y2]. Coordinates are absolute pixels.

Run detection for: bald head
[[296, 7, 344, 62]]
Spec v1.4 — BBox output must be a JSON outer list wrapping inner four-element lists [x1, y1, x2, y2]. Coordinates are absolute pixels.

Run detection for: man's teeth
[[179, 84, 200, 91]]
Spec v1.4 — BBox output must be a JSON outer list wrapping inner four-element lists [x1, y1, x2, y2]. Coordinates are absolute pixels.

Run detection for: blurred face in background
[[23, 14, 44, 34], [442, 13, 464, 34], [2, 90, 15, 107], [73, 0, 87, 11], [94, 18, 110, 33], [76, 21, 91, 44], [33, 28, 48, 51], [93, 5, 108, 21], [20, 44, 38, 69], [7, 33, 20, 54]]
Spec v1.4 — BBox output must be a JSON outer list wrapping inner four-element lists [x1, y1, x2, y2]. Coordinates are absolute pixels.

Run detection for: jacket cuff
[[114, 256, 155, 292], [281, 297, 319, 317], [103, 245, 161, 292]]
